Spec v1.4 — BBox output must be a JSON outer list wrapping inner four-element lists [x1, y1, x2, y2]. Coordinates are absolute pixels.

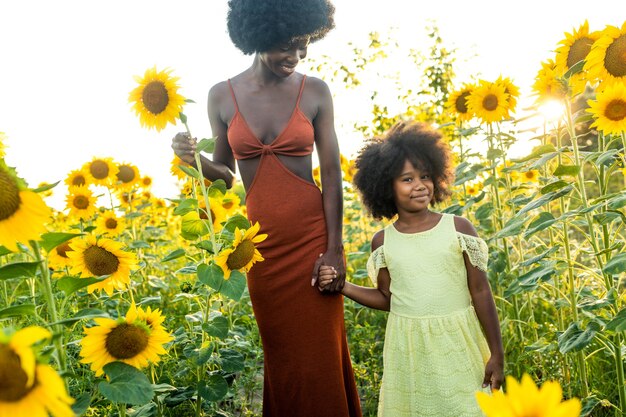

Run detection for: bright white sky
[[0, 0, 622, 210]]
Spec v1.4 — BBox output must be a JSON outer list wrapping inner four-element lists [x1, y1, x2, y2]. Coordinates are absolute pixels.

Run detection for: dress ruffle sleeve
[[456, 233, 489, 272], [366, 246, 386, 286]]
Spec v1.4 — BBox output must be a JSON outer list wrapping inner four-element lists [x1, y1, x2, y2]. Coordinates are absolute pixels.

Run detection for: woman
[[172, 1, 362, 415]]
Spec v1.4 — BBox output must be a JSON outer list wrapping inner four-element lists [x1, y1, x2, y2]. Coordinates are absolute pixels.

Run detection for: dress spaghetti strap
[[227, 79, 240, 112]]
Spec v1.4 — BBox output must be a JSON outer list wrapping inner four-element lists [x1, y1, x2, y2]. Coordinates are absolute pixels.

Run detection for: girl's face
[[259, 37, 310, 78], [392, 159, 434, 213]]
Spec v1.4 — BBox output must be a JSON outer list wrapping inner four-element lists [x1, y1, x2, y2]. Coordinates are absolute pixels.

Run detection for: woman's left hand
[[311, 248, 346, 293], [482, 356, 504, 391]]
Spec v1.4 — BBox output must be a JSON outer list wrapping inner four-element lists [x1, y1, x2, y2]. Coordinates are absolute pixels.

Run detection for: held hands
[[482, 356, 504, 392], [317, 265, 338, 291], [171, 132, 197, 165], [311, 249, 346, 293]]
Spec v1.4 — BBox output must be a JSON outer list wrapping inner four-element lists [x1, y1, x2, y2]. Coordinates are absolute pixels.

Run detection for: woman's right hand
[[171, 132, 197, 165]]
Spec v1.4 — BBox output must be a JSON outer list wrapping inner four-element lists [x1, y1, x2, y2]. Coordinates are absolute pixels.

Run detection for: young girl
[[319, 121, 504, 417]]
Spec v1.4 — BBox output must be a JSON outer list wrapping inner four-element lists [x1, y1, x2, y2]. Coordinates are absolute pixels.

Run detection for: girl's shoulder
[[371, 228, 386, 251], [452, 215, 479, 238]]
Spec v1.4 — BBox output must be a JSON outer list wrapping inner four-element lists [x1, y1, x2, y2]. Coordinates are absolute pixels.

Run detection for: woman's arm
[[171, 82, 236, 188], [309, 77, 345, 292], [455, 216, 504, 390]]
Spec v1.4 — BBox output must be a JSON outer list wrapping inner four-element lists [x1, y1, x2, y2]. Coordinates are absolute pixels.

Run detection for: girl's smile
[[393, 159, 434, 212]]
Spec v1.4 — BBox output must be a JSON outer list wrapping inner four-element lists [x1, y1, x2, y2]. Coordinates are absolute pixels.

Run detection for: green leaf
[[40, 232, 83, 252], [31, 181, 60, 193], [220, 270, 246, 301], [218, 348, 245, 373], [516, 186, 573, 217], [128, 402, 157, 417], [602, 253, 626, 275], [511, 144, 557, 163], [605, 308, 626, 332], [196, 138, 216, 154], [558, 321, 599, 353], [563, 59, 585, 78], [50, 308, 109, 326], [540, 180, 570, 195], [607, 193, 626, 210], [56, 276, 104, 296], [178, 164, 200, 180], [221, 214, 251, 234], [0, 246, 11, 257], [520, 246, 560, 267], [593, 211, 621, 226], [178, 112, 188, 124], [0, 304, 35, 318], [528, 152, 559, 170], [202, 316, 229, 339], [474, 202, 494, 221], [161, 249, 186, 262], [197, 263, 224, 290], [524, 212, 557, 238], [197, 375, 228, 402], [99, 362, 154, 405], [517, 261, 556, 289], [129, 240, 151, 249], [552, 164, 580, 177], [208, 179, 227, 197], [492, 216, 526, 240], [70, 392, 92, 416], [0, 262, 40, 280], [486, 148, 503, 161], [596, 149, 619, 166], [173, 198, 198, 216]]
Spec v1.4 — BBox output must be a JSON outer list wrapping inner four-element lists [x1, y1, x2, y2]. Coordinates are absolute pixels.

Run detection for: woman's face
[[259, 37, 310, 77]]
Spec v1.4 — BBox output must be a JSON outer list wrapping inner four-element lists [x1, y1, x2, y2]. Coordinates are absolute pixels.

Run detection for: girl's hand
[[317, 265, 337, 291], [482, 356, 504, 391], [171, 132, 197, 165], [311, 248, 346, 293]]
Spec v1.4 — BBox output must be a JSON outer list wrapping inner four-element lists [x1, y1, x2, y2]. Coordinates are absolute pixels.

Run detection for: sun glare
[[538, 100, 566, 123]]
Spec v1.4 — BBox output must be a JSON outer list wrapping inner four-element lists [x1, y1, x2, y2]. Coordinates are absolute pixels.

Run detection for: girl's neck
[[394, 209, 439, 233]]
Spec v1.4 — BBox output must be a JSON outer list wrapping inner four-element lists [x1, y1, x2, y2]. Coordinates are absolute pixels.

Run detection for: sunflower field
[[1, 20, 626, 417]]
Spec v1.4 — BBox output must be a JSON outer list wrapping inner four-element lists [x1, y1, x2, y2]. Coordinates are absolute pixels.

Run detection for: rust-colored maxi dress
[[226, 76, 362, 417]]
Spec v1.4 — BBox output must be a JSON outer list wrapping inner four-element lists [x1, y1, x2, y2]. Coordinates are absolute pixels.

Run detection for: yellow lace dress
[[367, 213, 491, 417]]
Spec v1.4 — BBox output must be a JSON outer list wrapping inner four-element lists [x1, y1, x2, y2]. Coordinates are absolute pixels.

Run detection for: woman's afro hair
[[352, 121, 455, 220], [227, 0, 335, 55]]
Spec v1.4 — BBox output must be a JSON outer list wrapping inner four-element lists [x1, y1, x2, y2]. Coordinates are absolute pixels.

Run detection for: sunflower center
[[222, 201, 234, 210], [71, 174, 86, 186], [455, 92, 470, 113], [73, 195, 89, 210], [0, 345, 32, 402], [567, 36, 594, 69], [482, 94, 499, 111], [89, 160, 110, 180], [226, 240, 255, 270], [105, 323, 149, 359], [117, 166, 136, 183], [604, 34, 626, 77], [199, 208, 216, 222], [105, 218, 118, 229], [142, 177, 152, 186], [0, 170, 21, 221], [142, 81, 169, 115], [83, 245, 120, 276], [56, 242, 72, 258], [605, 99, 626, 121]]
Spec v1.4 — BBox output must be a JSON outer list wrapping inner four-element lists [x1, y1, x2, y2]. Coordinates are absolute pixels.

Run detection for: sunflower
[[494, 76, 520, 115], [446, 84, 476, 122], [312, 166, 321, 188], [519, 170, 540, 183], [497, 161, 520, 182], [170, 156, 190, 181], [114, 162, 140, 191], [585, 22, 626, 86], [48, 240, 75, 271], [555, 21, 600, 95], [476, 374, 581, 417], [64, 169, 89, 188], [95, 210, 126, 237], [140, 176, 153, 189], [0, 326, 74, 417], [532, 59, 569, 103], [82, 157, 118, 187], [587, 81, 626, 135], [467, 81, 510, 124], [66, 236, 138, 295], [220, 191, 241, 217], [65, 185, 97, 220], [80, 303, 172, 376], [465, 181, 483, 197], [129, 66, 186, 131], [340, 154, 356, 183], [0, 163, 51, 252], [215, 222, 267, 279], [0, 132, 7, 158]]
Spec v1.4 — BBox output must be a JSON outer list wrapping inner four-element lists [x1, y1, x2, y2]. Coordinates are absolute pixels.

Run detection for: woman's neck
[[249, 55, 286, 86]]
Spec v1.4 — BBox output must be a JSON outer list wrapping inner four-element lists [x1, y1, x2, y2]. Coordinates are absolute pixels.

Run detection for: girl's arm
[[320, 230, 392, 311], [171, 82, 236, 188], [455, 216, 504, 390], [310, 77, 345, 292]]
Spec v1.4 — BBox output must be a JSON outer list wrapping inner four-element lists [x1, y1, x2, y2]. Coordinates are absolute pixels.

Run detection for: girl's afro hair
[[352, 121, 455, 220], [227, 0, 335, 55]]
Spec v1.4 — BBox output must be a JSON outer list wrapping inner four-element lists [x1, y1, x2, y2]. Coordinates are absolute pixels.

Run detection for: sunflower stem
[[29, 240, 66, 374]]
